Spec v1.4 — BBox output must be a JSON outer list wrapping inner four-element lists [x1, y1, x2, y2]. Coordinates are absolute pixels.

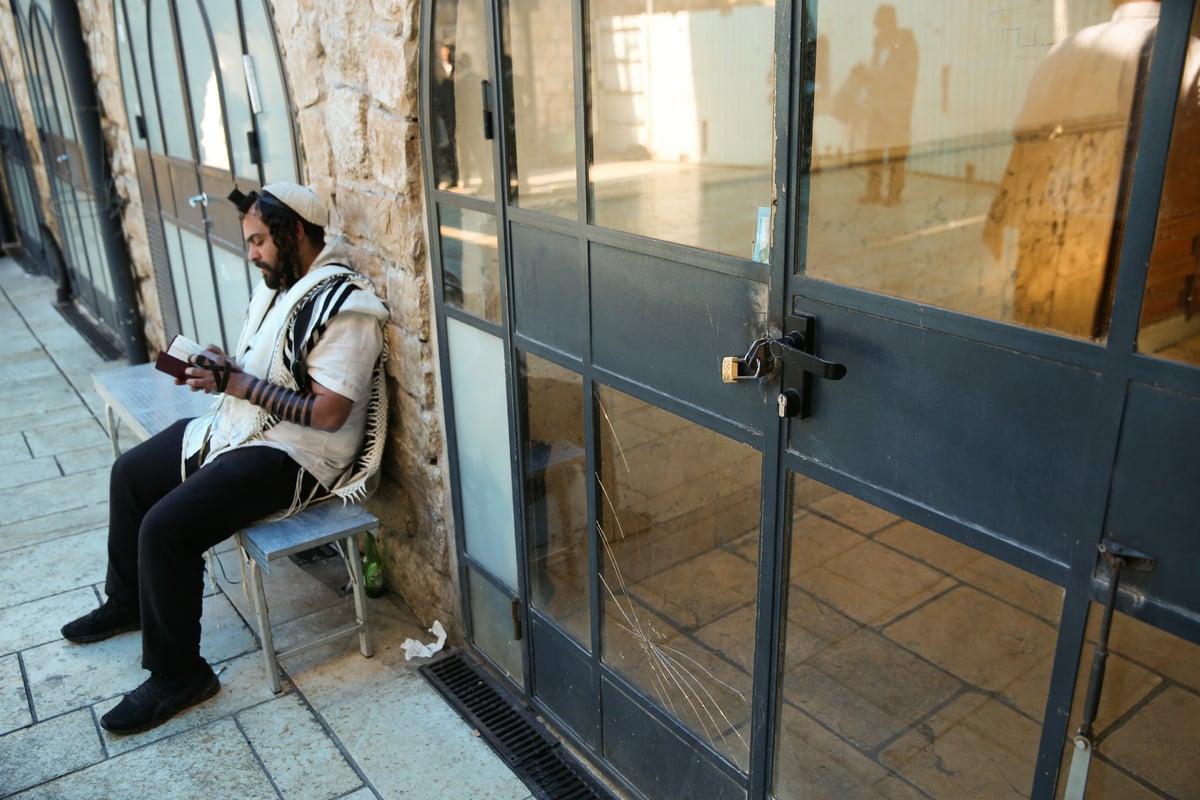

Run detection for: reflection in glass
[[439, 205, 501, 322], [1054, 604, 1200, 798], [1138, 10, 1200, 367], [808, 2, 1155, 340], [773, 473, 1063, 799], [521, 354, 588, 646], [430, 0, 494, 196], [587, 0, 775, 258], [243, 0, 299, 183], [596, 385, 761, 767], [501, 0, 578, 219]]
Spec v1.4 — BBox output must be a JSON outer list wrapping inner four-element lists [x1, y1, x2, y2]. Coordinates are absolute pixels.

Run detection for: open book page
[[154, 335, 204, 379]]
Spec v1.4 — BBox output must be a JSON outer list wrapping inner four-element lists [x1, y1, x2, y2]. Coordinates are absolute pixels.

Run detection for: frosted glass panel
[[213, 247, 251, 351], [179, 227, 222, 344], [447, 318, 517, 588], [468, 565, 524, 681]]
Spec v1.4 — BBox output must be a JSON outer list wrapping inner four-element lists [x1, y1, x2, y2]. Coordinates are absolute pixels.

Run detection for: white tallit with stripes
[[182, 247, 389, 515]]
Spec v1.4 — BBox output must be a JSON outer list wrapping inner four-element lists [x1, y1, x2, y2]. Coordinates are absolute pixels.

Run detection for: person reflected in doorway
[[983, 0, 1164, 339], [856, 5, 919, 206], [432, 42, 459, 189]]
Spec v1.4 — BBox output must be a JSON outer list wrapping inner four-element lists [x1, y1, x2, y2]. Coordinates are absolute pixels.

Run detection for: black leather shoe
[[100, 665, 220, 735], [61, 599, 141, 643]]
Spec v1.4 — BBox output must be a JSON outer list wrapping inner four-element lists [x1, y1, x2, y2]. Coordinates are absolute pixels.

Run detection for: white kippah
[[262, 182, 328, 227]]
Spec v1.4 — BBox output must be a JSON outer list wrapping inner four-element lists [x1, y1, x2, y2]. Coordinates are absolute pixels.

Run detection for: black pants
[[105, 418, 313, 675]]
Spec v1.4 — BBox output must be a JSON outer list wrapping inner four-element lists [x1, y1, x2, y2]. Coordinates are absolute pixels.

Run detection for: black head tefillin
[[228, 187, 260, 215]]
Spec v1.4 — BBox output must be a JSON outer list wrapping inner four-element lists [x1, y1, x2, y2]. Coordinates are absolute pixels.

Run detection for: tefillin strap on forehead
[[228, 187, 260, 214]]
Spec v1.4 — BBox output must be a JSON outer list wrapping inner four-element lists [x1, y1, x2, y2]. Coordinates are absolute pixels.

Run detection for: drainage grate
[[420, 650, 617, 800]]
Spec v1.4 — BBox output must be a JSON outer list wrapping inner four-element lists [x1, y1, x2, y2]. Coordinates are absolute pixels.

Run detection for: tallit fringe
[[331, 328, 389, 506]]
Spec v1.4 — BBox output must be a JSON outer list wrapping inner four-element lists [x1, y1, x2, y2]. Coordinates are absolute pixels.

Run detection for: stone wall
[[36, 0, 459, 634]]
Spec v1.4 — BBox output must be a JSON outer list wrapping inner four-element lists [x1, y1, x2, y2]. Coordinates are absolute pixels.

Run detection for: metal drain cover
[[420, 649, 617, 800]]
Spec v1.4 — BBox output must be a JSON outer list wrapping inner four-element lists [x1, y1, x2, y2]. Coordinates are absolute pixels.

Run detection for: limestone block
[[367, 107, 418, 191], [326, 90, 371, 179], [387, 267, 430, 341], [295, 108, 334, 177], [365, 28, 410, 113], [285, 44, 326, 110], [318, 9, 367, 80], [371, 0, 411, 28]]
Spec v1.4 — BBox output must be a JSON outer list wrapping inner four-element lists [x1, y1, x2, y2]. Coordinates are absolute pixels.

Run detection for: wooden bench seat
[[92, 362, 375, 692]]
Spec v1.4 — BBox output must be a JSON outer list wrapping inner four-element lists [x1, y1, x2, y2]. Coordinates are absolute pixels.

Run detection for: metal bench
[[93, 362, 375, 693]]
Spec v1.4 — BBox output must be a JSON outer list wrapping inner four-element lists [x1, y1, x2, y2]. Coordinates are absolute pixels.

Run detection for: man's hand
[[182, 345, 240, 394]]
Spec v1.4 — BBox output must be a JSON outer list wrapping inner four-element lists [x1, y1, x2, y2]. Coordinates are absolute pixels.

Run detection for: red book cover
[[154, 335, 204, 380]]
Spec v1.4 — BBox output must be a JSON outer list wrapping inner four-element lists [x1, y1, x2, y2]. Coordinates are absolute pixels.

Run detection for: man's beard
[[257, 257, 298, 290]]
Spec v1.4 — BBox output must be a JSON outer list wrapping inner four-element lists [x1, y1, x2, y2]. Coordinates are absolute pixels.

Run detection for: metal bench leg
[[104, 404, 121, 458], [246, 556, 283, 693], [344, 533, 373, 658]]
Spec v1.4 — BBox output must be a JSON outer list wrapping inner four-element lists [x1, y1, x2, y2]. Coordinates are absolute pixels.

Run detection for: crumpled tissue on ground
[[401, 619, 447, 660]]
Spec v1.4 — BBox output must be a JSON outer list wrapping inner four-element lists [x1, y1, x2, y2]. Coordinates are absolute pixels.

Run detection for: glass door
[[427, 1, 1200, 798], [771, 2, 1200, 798], [15, 0, 121, 337], [114, 0, 298, 350], [426, 0, 786, 796], [0, 58, 49, 276]]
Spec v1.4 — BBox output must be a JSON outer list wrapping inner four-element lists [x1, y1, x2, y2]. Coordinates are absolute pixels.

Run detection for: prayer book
[[154, 334, 205, 380]]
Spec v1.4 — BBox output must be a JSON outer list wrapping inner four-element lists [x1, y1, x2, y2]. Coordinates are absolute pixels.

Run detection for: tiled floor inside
[[0, 257, 537, 800]]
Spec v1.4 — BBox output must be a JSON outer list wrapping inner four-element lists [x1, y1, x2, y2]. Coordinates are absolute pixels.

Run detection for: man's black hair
[[227, 188, 324, 250], [228, 188, 325, 288]]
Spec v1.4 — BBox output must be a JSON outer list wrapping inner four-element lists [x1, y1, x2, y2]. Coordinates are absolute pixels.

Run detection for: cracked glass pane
[[596, 384, 761, 767], [772, 472, 1064, 799]]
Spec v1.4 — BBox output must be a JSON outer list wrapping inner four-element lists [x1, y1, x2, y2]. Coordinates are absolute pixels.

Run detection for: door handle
[[721, 320, 846, 385], [480, 80, 494, 140], [188, 192, 208, 209], [722, 313, 846, 419], [776, 313, 845, 419], [769, 332, 846, 381]]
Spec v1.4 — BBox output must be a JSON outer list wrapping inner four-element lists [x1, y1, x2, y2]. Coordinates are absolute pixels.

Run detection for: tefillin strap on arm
[[244, 378, 317, 428], [192, 353, 235, 393]]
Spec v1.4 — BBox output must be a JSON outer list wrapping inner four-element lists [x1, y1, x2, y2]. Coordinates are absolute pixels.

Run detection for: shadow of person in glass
[[839, 5, 918, 206], [983, 1, 1163, 339], [432, 42, 459, 189]]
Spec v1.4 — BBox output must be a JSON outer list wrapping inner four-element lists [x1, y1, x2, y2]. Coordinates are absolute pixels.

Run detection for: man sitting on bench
[[62, 183, 389, 735]]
